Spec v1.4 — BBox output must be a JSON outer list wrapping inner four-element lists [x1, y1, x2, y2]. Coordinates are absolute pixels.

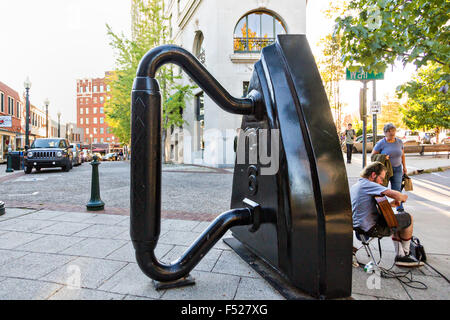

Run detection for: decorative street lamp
[[23, 77, 32, 148], [44, 98, 50, 138], [57, 111, 61, 137]]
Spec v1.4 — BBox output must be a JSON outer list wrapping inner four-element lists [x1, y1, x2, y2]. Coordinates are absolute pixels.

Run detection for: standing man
[[345, 123, 356, 164]]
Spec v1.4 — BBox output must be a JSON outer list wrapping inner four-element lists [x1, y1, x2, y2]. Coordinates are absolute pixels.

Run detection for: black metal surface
[[130, 36, 352, 298], [230, 35, 352, 299]]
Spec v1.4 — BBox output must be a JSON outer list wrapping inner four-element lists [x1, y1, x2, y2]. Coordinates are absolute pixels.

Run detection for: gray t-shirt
[[350, 178, 388, 232], [373, 137, 404, 167], [345, 129, 356, 144]]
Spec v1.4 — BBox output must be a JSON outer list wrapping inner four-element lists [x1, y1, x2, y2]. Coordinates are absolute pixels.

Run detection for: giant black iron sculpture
[[130, 35, 353, 299]]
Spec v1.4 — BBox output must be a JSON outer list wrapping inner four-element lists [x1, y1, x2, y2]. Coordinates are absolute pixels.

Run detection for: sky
[[0, 0, 416, 125], [0, 0, 131, 124]]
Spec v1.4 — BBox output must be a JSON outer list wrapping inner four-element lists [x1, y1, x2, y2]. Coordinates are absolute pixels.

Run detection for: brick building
[[76, 72, 116, 151], [0, 81, 24, 161]]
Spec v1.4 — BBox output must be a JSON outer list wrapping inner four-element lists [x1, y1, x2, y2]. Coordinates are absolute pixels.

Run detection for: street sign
[[370, 101, 382, 114], [0, 116, 12, 128], [346, 69, 384, 81]]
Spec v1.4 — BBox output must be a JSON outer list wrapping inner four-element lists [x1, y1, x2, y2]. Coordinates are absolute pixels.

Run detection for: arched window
[[234, 11, 287, 53]]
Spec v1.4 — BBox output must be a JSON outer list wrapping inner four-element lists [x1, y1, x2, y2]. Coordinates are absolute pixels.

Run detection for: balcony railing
[[233, 37, 275, 53]]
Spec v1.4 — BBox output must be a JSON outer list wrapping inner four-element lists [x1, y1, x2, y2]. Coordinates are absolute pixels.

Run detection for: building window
[[93, 117, 97, 124], [243, 81, 250, 97], [86, 118, 89, 125], [93, 85, 97, 93], [8, 97, 14, 115], [100, 107, 104, 113], [0, 92, 4, 112], [16, 102, 20, 118], [80, 118, 83, 125], [233, 11, 286, 53], [100, 96, 104, 103], [195, 92, 204, 121], [93, 107, 97, 114], [94, 127, 97, 134], [100, 117, 104, 124], [86, 128, 89, 134], [93, 97, 97, 103], [94, 138, 98, 143], [100, 138, 104, 143], [100, 85, 104, 92], [86, 108, 89, 114], [80, 108, 83, 115], [100, 127, 104, 134]]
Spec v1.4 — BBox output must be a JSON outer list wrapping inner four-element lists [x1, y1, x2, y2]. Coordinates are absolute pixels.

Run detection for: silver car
[[70, 143, 82, 166]]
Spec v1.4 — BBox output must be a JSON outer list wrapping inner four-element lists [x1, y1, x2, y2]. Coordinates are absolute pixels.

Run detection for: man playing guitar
[[350, 161, 423, 267]]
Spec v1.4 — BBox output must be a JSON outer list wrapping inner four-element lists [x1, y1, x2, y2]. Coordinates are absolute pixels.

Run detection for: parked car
[[102, 153, 117, 161], [70, 143, 82, 166], [81, 150, 93, 162], [400, 130, 421, 143], [24, 138, 73, 174], [420, 132, 436, 144], [352, 135, 385, 153]]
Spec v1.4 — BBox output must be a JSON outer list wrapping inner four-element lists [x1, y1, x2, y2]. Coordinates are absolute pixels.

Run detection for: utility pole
[[372, 80, 377, 146], [360, 81, 368, 168]]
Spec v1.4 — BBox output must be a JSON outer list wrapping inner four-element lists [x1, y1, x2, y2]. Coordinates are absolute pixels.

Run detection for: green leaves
[[105, 0, 194, 146], [335, 0, 449, 73], [397, 62, 449, 131]]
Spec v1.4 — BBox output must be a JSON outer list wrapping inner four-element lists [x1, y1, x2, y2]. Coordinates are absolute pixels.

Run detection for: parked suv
[[24, 138, 73, 174]]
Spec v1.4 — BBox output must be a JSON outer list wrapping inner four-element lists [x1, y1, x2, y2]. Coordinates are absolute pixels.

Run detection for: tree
[[317, 33, 346, 132], [334, 0, 449, 75], [105, 0, 194, 161], [397, 62, 449, 135], [317, 0, 349, 133], [376, 95, 405, 131]]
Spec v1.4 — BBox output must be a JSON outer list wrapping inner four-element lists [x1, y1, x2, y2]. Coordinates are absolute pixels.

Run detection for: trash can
[[10, 151, 24, 170]]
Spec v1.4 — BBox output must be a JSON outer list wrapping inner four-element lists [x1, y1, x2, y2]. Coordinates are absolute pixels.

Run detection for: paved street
[[0, 157, 449, 300]]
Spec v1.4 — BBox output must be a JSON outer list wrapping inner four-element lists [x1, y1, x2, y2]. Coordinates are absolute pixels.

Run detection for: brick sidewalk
[[0, 207, 448, 300]]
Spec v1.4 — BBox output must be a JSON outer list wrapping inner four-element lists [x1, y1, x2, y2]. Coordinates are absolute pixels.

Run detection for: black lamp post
[[57, 112, 61, 137], [44, 98, 49, 138], [24, 77, 31, 148]]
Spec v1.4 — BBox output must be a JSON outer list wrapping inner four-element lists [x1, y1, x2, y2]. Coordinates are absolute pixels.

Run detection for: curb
[[407, 166, 450, 176]]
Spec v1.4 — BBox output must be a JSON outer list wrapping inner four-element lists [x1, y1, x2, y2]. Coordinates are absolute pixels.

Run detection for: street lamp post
[[57, 112, 61, 137], [90, 134, 93, 152], [44, 98, 49, 138], [23, 77, 32, 148]]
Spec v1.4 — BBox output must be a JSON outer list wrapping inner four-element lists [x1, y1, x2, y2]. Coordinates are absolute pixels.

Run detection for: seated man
[[351, 161, 423, 267]]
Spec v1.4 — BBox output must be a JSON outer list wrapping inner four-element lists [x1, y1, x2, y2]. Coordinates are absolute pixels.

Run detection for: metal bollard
[[0, 201, 5, 216], [5, 151, 14, 173], [86, 155, 105, 211]]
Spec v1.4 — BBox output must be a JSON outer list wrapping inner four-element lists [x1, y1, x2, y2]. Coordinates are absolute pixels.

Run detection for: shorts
[[364, 212, 411, 237]]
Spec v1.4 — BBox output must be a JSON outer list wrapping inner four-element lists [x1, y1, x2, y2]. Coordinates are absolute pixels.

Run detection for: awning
[[92, 148, 106, 152]]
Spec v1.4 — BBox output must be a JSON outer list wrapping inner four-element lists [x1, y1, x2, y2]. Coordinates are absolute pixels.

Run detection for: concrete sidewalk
[[0, 201, 448, 300]]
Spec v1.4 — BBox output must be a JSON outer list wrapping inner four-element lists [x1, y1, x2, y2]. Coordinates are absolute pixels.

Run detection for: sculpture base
[[153, 275, 195, 291], [224, 237, 318, 300], [86, 200, 105, 211]]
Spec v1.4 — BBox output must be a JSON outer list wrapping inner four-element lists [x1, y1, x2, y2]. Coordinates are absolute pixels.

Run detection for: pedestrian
[[371, 123, 407, 212], [344, 123, 356, 164], [119, 150, 124, 161]]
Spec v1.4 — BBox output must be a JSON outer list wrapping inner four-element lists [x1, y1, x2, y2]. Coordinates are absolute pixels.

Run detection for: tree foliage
[[397, 62, 449, 132], [334, 0, 449, 73], [104, 0, 194, 146]]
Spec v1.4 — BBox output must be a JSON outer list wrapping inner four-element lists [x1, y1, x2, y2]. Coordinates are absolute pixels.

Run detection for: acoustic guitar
[[374, 196, 399, 229]]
